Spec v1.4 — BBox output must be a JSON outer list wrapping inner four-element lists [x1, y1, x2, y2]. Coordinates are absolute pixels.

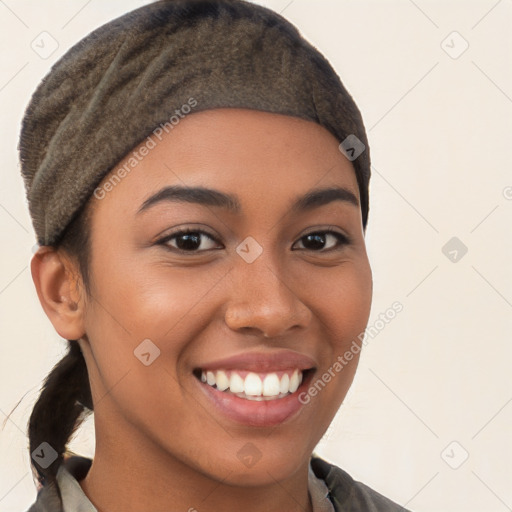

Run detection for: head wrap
[[19, 0, 370, 246]]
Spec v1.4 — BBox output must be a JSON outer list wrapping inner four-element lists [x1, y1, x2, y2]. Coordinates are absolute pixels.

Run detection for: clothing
[[19, 0, 371, 248], [25, 454, 410, 512]]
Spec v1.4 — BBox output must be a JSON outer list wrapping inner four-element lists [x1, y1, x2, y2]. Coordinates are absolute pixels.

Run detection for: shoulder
[[24, 455, 93, 512], [310, 454, 411, 512]]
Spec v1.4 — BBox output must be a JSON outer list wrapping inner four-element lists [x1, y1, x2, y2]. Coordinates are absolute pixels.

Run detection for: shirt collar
[[57, 455, 334, 512]]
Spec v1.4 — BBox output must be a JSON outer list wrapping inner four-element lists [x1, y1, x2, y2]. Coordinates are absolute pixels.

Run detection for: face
[[76, 108, 372, 486]]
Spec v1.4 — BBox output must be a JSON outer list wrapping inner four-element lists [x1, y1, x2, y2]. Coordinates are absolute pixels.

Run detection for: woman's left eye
[[158, 229, 222, 252], [292, 230, 350, 252]]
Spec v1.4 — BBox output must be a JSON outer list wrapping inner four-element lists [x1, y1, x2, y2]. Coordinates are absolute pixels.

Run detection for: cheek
[[303, 258, 373, 342], [82, 252, 229, 406], [297, 259, 372, 406], [82, 258, 227, 438], [88, 247, 227, 340]]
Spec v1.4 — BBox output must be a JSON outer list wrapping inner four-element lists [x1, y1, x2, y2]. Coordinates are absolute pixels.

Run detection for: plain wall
[[1, 1, 511, 511]]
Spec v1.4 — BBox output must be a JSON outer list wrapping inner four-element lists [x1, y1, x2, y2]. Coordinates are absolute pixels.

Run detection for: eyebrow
[[136, 185, 359, 216]]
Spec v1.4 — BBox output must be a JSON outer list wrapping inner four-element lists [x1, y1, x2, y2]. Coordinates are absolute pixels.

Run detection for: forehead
[[90, 108, 359, 218]]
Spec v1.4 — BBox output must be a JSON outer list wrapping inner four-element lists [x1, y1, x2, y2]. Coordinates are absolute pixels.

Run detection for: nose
[[224, 254, 312, 338]]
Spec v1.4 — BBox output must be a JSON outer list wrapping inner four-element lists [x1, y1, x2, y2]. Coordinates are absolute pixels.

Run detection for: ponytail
[[22, 193, 94, 494], [28, 339, 93, 487]]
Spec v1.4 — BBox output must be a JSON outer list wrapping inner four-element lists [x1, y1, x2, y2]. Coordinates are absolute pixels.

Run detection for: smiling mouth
[[193, 368, 314, 401]]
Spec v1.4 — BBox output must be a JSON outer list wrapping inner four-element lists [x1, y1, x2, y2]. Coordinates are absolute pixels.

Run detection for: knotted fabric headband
[[19, 0, 370, 246]]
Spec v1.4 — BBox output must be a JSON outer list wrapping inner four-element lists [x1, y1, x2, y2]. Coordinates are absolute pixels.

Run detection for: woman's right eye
[[157, 229, 223, 253]]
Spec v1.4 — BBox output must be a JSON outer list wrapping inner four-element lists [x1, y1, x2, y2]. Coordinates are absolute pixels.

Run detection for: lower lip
[[195, 371, 314, 427]]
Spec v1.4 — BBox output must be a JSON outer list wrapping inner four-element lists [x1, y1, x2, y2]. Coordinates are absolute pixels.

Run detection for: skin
[[31, 108, 373, 512]]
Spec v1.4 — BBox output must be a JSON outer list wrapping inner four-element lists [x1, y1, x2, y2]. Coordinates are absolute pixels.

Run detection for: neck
[[79, 409, 314, 512]]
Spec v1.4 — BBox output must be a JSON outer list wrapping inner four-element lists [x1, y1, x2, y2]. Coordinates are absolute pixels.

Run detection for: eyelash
[[156, 228, 351, 254]]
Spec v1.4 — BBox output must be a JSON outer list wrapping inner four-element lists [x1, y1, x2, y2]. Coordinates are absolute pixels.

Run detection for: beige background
[[1, 1, 511, 511]]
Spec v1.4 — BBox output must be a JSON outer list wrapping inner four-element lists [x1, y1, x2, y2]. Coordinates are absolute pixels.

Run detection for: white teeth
[[199, 369, 305, 399], [279, 373, 290, 394], [216, 370, 230, 391], [229, 372, 245, 393], [263, 373, 280, 396], [244, 372, 263, 396], [289, 369, 301, 393], [206, 371, 216, 386]]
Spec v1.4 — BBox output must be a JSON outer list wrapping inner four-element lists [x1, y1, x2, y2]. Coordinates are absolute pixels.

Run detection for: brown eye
[[158, 229, 222, 252], [293, 230, 350, 251]]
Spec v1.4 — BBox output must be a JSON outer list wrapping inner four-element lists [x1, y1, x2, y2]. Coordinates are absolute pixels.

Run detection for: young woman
[[20, 0, 410, 510]]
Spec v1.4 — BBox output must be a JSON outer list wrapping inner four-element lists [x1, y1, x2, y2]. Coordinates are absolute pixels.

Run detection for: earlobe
[[31, 246, 86, 340]]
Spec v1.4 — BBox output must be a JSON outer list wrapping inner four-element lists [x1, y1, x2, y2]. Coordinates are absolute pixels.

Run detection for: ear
[[31, 246, 86, 341]]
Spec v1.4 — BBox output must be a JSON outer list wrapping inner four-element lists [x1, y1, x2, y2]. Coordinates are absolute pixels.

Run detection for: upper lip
[[196, 349, 317, 373]]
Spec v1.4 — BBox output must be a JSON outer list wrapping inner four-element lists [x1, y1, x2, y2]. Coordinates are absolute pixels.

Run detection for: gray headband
[[19, 0, 370, 246]]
